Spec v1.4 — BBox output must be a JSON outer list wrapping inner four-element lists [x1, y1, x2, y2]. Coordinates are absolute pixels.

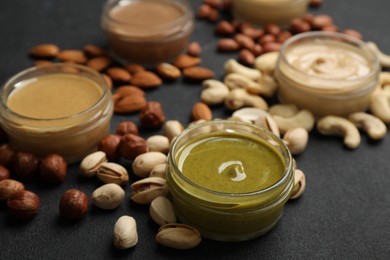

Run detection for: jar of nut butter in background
[[101, 0, 194, 65]]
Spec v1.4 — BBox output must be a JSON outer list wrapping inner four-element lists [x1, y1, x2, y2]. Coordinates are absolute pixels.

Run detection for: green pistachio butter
[[176, 131, 284, 193]]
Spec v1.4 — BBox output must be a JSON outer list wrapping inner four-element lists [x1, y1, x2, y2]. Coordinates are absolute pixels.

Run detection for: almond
[[131, 71, 162, 88], [124, 63, 145, 74], [114, 95, 147, 114], [107, 67, 132, 83], [234, 34, 255, 51], [239, 49, 255, 66], [215, 20, 235, 35], [183, 67, 215, 81], [57, 50, 87, 64], [86, 56, 112, 71], [29, 44, 60, 58], [192, 102, 212, 121], [187, 42, 202, 57], [115, 86, 145, 97], [217, 39, 240, 52], [173, 54, 201, 69], [156, 63, 181, 80], [83, 44, 108, 57], [33, 60, 53, 67]]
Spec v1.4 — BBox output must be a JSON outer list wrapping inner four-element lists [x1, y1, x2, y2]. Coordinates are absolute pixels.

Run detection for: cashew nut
[[200, 79, 229, 105], [256, 74, 278, 97], [254, 51, 279, 75], [269, 104, 299, 118], [370, 90, 390, 123], [283, 128, 309, 155], [366, 41, 390, 68], [224, 59, 261, 80], [379, 72, 390, 93], [290, 169, 306, 200], [348, 112, 387, 140], [224, 73, 277, 97], [231, 107, 268, 123], [272, 109, 315, 134], [225, 88, 268, 110], [316, 116, 361, 149]]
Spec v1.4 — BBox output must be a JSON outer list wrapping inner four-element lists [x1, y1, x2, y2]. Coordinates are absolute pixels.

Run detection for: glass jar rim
[[277, 31, 380, 92], [102, 0, 193, 30], [0, 63, 110, 123], [169, 120, 294, 198]]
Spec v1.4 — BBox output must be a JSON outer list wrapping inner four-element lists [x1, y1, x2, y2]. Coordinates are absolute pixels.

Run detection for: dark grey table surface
[[1, 0, 390, 259]]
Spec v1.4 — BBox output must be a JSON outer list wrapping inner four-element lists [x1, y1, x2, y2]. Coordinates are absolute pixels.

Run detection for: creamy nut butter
[[275, 32, 379, 117], [167, 120, 294, 241], [0, 64, 113, 163], [232, 0, 309, 27], [101, 0, 194, 65]]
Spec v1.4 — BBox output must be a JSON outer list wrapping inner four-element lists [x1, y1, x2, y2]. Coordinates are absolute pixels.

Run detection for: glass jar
[[275, 32, 380, 117], [166, 120, 294, 241], [232, 0, 310, 27], [0, 63, 113, 163], [101, 0, 194, 66]]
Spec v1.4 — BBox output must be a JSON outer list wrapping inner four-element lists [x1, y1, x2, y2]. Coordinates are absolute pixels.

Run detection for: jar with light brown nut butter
[[0, 63, 113, 163], [101, 0, 194, 66], [274, 32, 380, 117]]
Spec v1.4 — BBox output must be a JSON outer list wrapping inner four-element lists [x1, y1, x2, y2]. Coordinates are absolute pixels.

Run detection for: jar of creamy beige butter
[[232, 0, 310, 27], [275, 32, 380, 117], [0, 63, 113, 163]]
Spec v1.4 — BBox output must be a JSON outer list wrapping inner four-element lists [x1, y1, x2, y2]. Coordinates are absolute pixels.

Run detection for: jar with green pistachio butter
[[166, 120, 294, 241]]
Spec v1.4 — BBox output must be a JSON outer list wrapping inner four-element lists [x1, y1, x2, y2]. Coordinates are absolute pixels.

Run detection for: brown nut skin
[[140, 102, 166, 129], [116, 121, 139, 136], [13, 152, 39, 182], [98, 134, 122, 162], [0, 165, 10, 181], [118, 134, 148, 160], [59, 189, 88, 221], [0, 144, 15, 167], [39, 154, 67, 184], [0, 179, 24, 202], [7, 190, 40, 220]]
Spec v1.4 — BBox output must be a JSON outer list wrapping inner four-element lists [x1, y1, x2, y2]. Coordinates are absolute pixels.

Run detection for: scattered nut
[[290, 169, 306, 200], [131, 177, 168, 204], [225, 88, 268, 110], [132, 152, 167, 178], [224, 59, 261, 80], [187, 41, 202, 56], [79, 151, 108, 178], [13, 152, 39, 181], [7, 190, 41, 220], [0, 179, 24, 202], [147, 135, 170, 154], [163, 120, 184, 141], [39, 153, 67, 184], [200, 79, 230, 106], [131, 71, 162, 88], [29, 44, 60, 58], [97, 162, 129, 185], [156, 63, 181, 80], [192, 102, 213, 121], [150, 196, 177, 226], [57, 49, 87, 64], [348, 112, 387, 140], [183, 67, 215, 81], [140, 102, 166, 129], [0, 144, 15, 167], [156, 223, 201, 250], [59, 189, 88, 221], [173, 54, 201, 69], [113, 216, 138, 249], [149, 163, 167, 179], [92, 183, 125, 210], [118, 134, 148, 160], [0, 165, 10, 181], [116, 121, 139, 136], [283, 128, 309, 155], [98, 134, 121, 161]]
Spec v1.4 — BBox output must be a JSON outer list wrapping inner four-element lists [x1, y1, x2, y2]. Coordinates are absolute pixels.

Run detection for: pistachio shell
[[290, 169, 306, 200], [79, 151, 107, 178], [131, 177, 168, 204], [156, 224, 201, 250], [132, 152, 167, 178], [97, 162, 129, 185], [113, 216, 138, 249], [150, 196, 176, 226], [92, 183, 125, 210], [149, 163, 167, 179]]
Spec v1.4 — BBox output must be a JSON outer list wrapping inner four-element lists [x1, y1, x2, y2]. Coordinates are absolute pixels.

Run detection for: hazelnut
[[13, 152, 39, 182], [139, 101, 166, 129], [0, 165, 10, 181], [98, 134, 121, 161], [0, 179, 25, 202], [7, 190, 40, 220], [116, 121, 139, 136], [59, 189, 88, 221], [39, 154, 67, 184], [0, 144, 15, 167], [118, 134, 148, 160]]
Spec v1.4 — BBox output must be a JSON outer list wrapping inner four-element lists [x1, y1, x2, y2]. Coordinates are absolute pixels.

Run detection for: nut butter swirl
[[286, 43, 371, 83]]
